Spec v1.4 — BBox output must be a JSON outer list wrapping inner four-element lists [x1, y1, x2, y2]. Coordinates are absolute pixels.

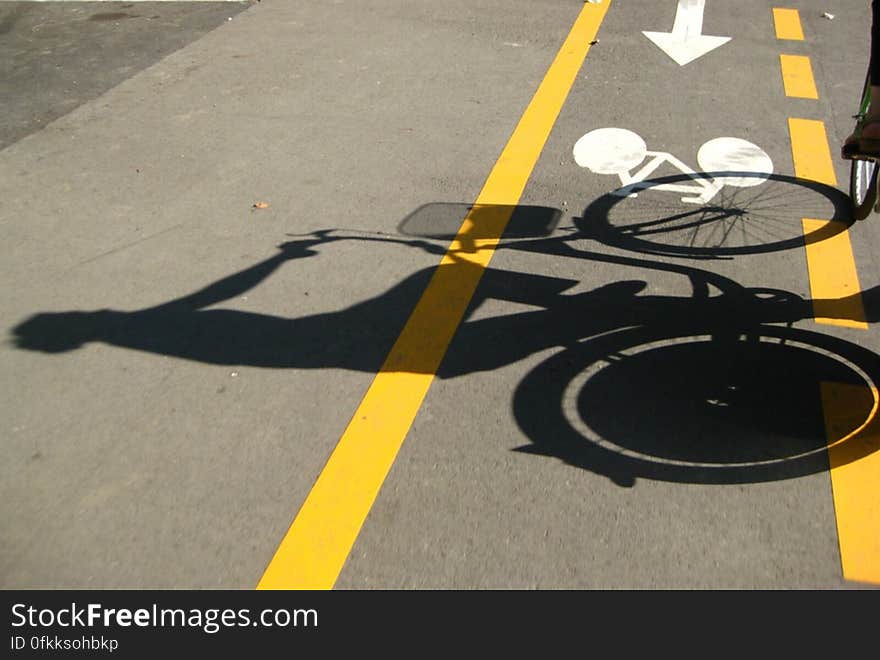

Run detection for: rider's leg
[[866, 0, 880, 135]]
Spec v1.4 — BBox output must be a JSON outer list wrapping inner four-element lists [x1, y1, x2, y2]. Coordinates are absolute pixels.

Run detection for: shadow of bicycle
[[10, 175, 879, 487]]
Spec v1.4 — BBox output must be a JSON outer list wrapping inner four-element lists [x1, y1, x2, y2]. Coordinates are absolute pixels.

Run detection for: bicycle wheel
[[849, 69, 878, 221], [850, 157, 878, 221]]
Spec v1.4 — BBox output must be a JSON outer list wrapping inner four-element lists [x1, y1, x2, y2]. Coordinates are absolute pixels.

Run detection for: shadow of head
[[12, 310, 109, 353]]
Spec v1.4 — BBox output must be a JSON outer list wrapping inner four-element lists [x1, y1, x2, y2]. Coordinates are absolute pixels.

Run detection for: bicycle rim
[[850, 67, 877, 221], [850, 157, 878, 221]]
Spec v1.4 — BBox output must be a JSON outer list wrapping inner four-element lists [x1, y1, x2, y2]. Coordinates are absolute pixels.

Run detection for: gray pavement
[[2, 0, 879, 589], [0, 1, 251, 150]]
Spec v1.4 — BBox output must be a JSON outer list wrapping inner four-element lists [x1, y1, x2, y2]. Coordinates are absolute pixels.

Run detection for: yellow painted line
[[802, 219, 868, 328], [789, 118, 866, 328], [773, 7, 804, 40], [820, 382, 880, 585], [775, 9, 878, 587], [788, 118, 836, 186], [779, 54, 818, 99], [256, 0, 612, 591]]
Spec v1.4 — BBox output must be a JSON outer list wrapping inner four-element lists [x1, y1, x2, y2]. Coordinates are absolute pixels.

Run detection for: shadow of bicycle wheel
[[513, 324, 880, 486], [575, 172, 852, 259]]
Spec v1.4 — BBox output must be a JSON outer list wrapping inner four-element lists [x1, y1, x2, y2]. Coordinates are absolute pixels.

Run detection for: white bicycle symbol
[[573, 128, 774, 205]]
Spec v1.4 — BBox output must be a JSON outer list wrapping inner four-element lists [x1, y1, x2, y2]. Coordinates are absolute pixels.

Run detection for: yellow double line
[[774, 7, 879, 585], [257, 1, 612, 590]]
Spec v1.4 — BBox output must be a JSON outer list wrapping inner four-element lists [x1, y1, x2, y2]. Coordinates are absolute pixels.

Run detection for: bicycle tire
[[848, 67, 878, 221], [850, 157, 878, 220]]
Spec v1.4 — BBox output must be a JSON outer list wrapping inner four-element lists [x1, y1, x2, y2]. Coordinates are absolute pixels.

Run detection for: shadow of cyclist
[[10, 193, 880, 486]]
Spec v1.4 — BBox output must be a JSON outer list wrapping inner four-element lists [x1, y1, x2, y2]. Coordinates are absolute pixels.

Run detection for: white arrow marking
[[643, 0, 731, 66]]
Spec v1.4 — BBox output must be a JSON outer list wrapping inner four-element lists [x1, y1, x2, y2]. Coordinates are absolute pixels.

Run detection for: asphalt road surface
[[2, 0, 879, 590]]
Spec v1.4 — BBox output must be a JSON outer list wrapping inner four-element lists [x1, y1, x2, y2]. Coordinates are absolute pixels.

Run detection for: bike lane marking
[[776, 8, 866, 328], [821, 383, 880, 585], [772, 7, 804, 41], [779, 54, 818, 99], [790, 116, 866, 330], [775, 7, 879, 585], [642, 0, 731, 66], [256, 0, 612, 590]]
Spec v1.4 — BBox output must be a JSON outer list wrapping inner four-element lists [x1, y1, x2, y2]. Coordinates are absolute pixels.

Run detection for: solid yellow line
[[820, 382, 880, 585], [780, 54, 818, 99], [773, 7, 804, 40], [256, 0, 612, 590], [802, 219, 868, 328]]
